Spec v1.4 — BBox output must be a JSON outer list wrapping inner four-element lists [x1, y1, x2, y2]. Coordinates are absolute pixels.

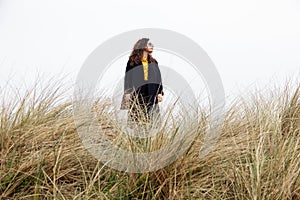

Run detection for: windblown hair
[[129, 38, 156, 66]]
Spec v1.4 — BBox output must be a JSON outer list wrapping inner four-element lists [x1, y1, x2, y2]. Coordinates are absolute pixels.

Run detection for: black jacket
[[124, 56, 164, 105]]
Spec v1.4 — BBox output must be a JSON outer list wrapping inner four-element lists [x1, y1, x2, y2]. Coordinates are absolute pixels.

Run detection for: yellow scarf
[[141, 57, 148, 81]]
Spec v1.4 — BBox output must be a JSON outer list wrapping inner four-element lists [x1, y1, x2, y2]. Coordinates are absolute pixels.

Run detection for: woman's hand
[[124, 94, 131, 101], [157, 94, 163, 102]]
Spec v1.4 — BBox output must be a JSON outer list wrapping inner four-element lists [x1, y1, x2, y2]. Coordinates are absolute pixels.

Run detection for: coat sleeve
[[156, 61, 164, 96], [124, 60, 134, 94]]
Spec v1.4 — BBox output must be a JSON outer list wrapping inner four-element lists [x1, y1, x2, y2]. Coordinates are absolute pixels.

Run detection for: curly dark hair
[[129, 38, 156, 66]]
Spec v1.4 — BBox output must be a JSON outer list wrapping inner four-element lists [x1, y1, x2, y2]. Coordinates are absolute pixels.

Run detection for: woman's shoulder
[[150, 57, 158, 65], [126, 59, 131, 66], [126, 59, 132, 72], [126, 59, 140, 72], [127, 59, 141, 66]]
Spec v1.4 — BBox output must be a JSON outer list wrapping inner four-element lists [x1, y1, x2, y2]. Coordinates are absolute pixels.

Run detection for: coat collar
[[132, 54, 153, 66], [141, 54, 151, 63]]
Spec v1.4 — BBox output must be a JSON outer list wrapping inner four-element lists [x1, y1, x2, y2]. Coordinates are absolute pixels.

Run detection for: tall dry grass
[[0, 79, 299, 199]]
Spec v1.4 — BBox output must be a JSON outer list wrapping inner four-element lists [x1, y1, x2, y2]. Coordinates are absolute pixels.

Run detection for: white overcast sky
[[0, 0, 300, 103]]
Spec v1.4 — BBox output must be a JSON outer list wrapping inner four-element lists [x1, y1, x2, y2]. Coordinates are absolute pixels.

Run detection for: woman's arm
[[155, 61, 164, 96], [124, 60, 134, 94]]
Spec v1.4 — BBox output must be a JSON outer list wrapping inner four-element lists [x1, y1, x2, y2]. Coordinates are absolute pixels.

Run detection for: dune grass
[[0, 79, 299, 199]]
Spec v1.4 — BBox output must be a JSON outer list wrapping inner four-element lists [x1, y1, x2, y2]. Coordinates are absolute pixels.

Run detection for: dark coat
[[124, 55, 164, 107]]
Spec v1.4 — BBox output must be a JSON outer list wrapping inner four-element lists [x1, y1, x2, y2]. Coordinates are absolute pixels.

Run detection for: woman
[[124, 38, 164, 131]]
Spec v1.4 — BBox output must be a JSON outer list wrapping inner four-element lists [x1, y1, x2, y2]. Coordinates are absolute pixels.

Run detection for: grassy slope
[[0, 80, 299, 199]]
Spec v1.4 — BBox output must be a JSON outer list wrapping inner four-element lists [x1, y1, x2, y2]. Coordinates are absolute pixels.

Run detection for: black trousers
[[127, 102, 161, 130]]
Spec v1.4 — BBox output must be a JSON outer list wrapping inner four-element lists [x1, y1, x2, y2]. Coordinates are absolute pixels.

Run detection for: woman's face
[[146, 41, 154, 53]]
